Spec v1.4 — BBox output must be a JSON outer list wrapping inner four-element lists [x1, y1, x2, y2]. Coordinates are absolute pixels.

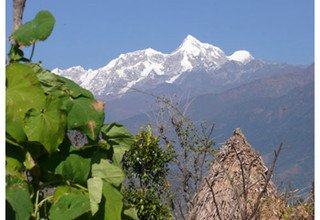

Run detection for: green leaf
[[6, 175, 33, 220], [6, 63, 46, 142], [55, 154, 91, 185], [55, 75, 94, 99], [28, 64, 75, 114], [6, 156, 24, 178], [24, 96, 67, 153], [52, 185, 72, 202], [92, 159, 125, 187], [113, 146, 131, 167], [101, 123, 134, 166], [102, 182, 123, 220], [49, 192, 90, 220], [23, 151, 35, 170], [88, 177, 103, 215], [67, 97, 104, 140], [6, 143, 25, 178], [11, 10, 55, 47], [34, 66, 66, 95], [101, 123, 133, 142]]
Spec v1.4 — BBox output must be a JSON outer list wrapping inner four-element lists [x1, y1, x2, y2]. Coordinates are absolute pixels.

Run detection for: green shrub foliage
[[123, 126, 174, 220], [6, 9, 138, 220]]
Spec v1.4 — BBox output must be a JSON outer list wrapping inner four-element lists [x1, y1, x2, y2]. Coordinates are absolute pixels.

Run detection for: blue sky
[[6, 0, 314, 70]]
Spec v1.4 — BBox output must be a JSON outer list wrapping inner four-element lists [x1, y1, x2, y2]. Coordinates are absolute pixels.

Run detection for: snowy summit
[[228, 50, 254, 64], [54, 35, 255, 96]]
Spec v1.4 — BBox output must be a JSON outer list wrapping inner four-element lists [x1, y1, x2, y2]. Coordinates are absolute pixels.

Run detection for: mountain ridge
[[53, 35, 256, 97]]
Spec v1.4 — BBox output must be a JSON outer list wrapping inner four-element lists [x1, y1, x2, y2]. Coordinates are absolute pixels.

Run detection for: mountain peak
[[143, 48, 163, 56], [228, 50, 254, 64], [183, 34, 201, 44], [174, 35, 225, 59], [175, 35, 203, 54]]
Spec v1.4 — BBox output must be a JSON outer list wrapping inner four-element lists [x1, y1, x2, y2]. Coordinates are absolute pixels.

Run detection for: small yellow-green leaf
[[87, 177, 103, 215]]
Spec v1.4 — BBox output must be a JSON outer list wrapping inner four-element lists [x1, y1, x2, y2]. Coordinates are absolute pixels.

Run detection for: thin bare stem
[[247, 143, 282, 220], [231, 145, 248, 218], [205, 177, 222, 220]]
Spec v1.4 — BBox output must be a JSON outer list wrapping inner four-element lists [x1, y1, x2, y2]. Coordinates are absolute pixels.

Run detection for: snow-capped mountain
[[228, 50, 254, 64], [53, 35, 255, 97]]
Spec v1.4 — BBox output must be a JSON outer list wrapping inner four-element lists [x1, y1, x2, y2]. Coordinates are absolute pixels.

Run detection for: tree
[[123, 126, 173, 220]]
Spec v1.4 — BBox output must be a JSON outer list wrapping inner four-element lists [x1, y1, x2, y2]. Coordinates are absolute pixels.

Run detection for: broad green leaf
[[11, 10, 55, 47], [101, 123, 134, 151], [122, 207, 140, 220], [49, 192, 90, 220], [55, 154, 91, 185], [67, 97, 104, 140], [102, 182, 123, 220], [52, 185, 72, 202], [6, 175, 33, 220], [55, 75, 94, 99], [87, 177, 103, 215], [92, 159, 125, 187], [113, 146, 131, 167], [101, 123, 133, 142], [30, 64, 74, 113], [35, 67, 93, 101], [6, 63, 46, 142], [101, 123, 134, 166], [24, 96, 67, 153], [34, 66, 66, 95]]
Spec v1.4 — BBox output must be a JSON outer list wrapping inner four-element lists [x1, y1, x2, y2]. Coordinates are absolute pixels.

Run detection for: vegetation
[[155, 97, 217, 219], [282, 185, 314, 220], [6, 6, 138, 220], [123, 126, 173, 220]]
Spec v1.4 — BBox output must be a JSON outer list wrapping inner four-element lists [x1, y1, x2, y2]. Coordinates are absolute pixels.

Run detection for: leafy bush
[[6, 9, 137, 220], [123, 126, 173, 220]]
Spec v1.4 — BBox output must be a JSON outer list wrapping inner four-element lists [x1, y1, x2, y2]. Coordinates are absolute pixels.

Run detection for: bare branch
[[230, 145, 248, 218], [205, 177, 222, 220], [247, 143, 283, 220]]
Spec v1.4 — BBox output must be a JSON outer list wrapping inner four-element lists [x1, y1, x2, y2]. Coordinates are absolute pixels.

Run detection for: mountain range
[[54, 35, 314, 190], [53, 35, 256, 97]]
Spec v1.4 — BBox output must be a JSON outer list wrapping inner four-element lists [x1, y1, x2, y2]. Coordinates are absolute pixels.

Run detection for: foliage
[[123, 126, 174, 220], [6, 8, 138, 220], [11, 10, 55, 47], [124, 188, 172, 220]]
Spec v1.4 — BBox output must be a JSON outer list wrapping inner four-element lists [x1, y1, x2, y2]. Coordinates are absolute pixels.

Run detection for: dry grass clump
[[188, 128, 285, 220]]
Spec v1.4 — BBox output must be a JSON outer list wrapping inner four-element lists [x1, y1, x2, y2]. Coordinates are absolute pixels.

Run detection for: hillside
[[120, 69, 314, 190]]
